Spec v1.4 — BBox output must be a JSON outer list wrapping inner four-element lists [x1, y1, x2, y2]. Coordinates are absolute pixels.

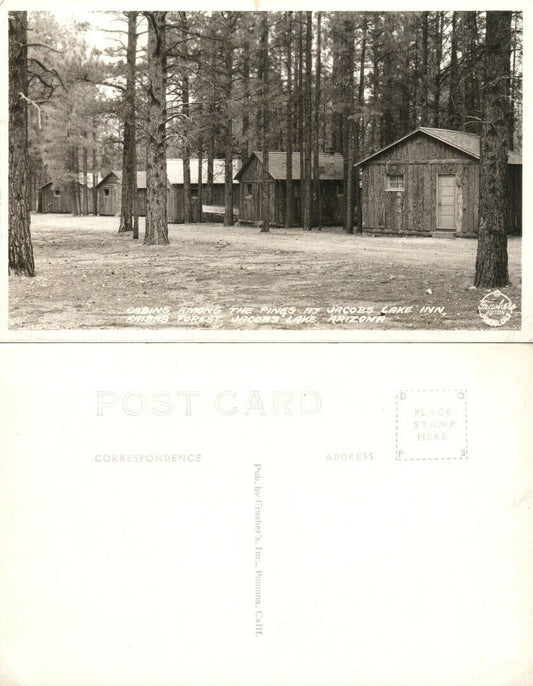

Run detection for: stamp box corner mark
[[395, 389, 468, 461]]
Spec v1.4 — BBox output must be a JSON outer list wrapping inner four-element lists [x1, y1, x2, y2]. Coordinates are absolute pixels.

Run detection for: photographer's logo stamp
[[395, 390, 467, 461], [478, 291, 515, 327]]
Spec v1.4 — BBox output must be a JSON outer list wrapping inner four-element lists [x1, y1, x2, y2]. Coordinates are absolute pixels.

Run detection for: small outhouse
[[96, 171, 148, 217]]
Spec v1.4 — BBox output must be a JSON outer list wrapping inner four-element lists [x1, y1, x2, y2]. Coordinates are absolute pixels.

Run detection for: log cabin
[[235, 152, 344, 226], [355, 127, 522, 238]]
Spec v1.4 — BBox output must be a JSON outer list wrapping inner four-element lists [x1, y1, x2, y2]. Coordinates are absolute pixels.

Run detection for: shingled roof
[[355, 127, 522, 166], [235, 152, 344, 181]]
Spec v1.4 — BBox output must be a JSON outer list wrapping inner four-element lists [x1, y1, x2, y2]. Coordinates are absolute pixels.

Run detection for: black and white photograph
[[6, 9, 525, 334]]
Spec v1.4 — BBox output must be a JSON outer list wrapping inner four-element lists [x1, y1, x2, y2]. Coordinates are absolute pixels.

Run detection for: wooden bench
[[202, 205, 239, 217]]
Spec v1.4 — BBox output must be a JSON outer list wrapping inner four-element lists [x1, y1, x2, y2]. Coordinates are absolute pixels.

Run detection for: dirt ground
[[9, 214, 521, 330]]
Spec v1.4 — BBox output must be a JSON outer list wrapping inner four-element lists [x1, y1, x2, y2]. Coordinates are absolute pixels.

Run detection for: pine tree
[[144, 11, 169, 245], [474, 11, 512, 288], [260, 12, 270, 233], [344, 16, 355, 234], [118, 11, 138, 234], [313, 12, 322, 231], [9, 11, 35, 276], [285, 11, 293, 229], [302, 11, 312, 231]]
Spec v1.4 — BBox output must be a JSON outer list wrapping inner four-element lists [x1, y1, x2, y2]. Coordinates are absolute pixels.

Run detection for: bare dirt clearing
[[9, 214, 521, 330]]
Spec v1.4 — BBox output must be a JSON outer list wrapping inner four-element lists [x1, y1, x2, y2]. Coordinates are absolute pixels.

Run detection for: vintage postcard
[[1, 4, 530, 341], [1, 4, 532, 686], [1, 343, 532, 685]]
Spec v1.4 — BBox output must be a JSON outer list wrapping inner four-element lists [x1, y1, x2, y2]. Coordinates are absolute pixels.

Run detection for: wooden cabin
[[39, 181, 89, 214], [235, 152, 344, 227], [96, 171, 148, 217], [355, 127, 522, 238], [167, 158, 240, 223]]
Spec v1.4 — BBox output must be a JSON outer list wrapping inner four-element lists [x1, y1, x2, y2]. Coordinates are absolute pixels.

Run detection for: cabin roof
[[355, 127, 522, 166], [418, 127, 481, 158], [98, 160, 240, 189], [97, 170, 151, 190], [39, 180, 87, 190], [95, 171, 122, 188], [166, 158, 240, 185], [235, 152, 344, 181]]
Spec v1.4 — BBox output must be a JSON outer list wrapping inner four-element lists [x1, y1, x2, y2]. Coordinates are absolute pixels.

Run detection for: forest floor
[[9, 213, 522, 331]]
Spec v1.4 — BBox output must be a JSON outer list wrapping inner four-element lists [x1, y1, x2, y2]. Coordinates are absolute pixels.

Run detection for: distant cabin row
[[38, 128, 522, 236], [40, 159, 241, 224]]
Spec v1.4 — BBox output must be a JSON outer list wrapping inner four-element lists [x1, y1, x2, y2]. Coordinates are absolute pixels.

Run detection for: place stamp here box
[[395, 390, 467, 461]]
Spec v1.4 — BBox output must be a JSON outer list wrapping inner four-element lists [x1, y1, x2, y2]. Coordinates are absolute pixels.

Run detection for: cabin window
[[191, 189, 198, 199], [104, 188, 110, 197], [337, 184, 344, 197], [245, 183, 252, 198], [386, 174, 404, 191], [54, 189, 61, 197]]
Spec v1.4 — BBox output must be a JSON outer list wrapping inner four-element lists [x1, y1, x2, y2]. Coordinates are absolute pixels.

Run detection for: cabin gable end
[[368, 132, 476, 165]]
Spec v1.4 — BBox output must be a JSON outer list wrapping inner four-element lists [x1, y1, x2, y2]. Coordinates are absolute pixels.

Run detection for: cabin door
[[110, 188, 118, 215], [101, 188, 117, 215], [436, 175, 456, 230]]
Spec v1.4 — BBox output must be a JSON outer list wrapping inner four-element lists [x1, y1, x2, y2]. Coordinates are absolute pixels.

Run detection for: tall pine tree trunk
[[72, 147, 81, 216], [420, 12, 429, 125], [206, 28, 215, 206], [144, 11, 168, 245], [198, 124, 204, 223], [241, 39, 250, 165], [462, 12, 481, 134], [223, 26, 235, 226], [302, 11, 312, 231], [183, 101, 192, 224], [509, 12, 518, 149], [313, 12, 322, 231], [8, 11, 34, 276], [448, 12, 461, 129], [297, 14, 304, 224], [331, 19, 343, 154], [474, 11, 512, 288], [119, 11, 137, 232], [180, 12, 192, 225], [355, 16, 367, 233], [411, 25, 419, 129], [285, 11, 293, 229], [371, 13, 381, 150], [345, 17, 355, 234], [207, 132, 214, 205], [92, 117, 98, 215], [83, 140, 89, 214], [432, 12, 443, 127], [260, 12, 270, 233]]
